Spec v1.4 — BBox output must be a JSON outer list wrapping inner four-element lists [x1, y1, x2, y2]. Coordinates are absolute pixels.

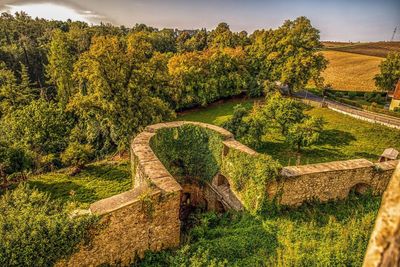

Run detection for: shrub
[[61, 142, 94, 170], [0, 184, 96, 266]]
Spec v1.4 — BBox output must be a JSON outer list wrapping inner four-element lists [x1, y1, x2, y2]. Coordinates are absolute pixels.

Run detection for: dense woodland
[[0, 12, 328, 182]]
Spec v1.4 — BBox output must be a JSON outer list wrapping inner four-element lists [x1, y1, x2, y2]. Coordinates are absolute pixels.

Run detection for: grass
[[320, 50, 383, 92], [323, 41, 400, 58], [179, 98, 400, 165], [138, 193, 380, 266], [27, 159, 131, 208]]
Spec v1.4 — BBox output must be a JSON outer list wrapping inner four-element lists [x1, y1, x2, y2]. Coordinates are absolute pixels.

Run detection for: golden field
[[321, 50, 383, 91]]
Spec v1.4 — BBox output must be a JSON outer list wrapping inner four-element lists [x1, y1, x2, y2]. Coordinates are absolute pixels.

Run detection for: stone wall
[[58, 121, 399, 266], [364, 162, 400, 266], [57, 186, 180, 266], [272, 159, 398, 206]]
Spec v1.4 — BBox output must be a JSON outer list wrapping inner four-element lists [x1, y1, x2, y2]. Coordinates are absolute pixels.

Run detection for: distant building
[[389, 79, 400, 111], [379, 148, 399, 162]]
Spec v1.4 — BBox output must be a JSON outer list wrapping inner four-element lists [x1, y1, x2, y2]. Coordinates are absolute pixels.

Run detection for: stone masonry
[[58, 121, 399, 266]]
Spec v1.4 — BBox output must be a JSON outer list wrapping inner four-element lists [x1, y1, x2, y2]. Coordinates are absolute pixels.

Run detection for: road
[[295, 91, 400, 129]]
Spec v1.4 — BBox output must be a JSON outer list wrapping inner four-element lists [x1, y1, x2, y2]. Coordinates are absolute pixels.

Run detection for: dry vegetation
[[320, 50, 382, 91]]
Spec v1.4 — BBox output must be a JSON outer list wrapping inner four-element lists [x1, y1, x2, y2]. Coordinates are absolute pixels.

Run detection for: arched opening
[[350, 183, 372, 195]]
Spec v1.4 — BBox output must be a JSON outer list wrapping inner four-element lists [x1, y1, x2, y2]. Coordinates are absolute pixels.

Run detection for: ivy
[[221, 148, 281, 214], [150, 125, 223, 183], [150, 123, 281, 215]]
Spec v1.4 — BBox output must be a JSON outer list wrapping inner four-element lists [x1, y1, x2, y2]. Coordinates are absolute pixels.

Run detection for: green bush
[[150, 125, 224, 183], [61, 142, 94, 168], [0, 184, 96, 266]]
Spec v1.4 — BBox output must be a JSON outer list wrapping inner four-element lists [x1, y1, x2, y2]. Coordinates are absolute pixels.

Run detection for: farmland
[[323, 41, 400, 58], [320, 50, 382, 91]]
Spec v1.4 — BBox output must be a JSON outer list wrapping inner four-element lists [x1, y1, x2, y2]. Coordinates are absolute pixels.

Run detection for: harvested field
[[321, 50, 382, 91], [323, 41, 400, 58]]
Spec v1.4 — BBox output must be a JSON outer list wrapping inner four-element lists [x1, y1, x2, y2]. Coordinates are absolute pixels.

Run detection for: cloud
[[0, 0, 113, 24]]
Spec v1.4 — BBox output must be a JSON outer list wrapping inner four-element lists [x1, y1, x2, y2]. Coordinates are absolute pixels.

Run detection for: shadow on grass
[[317, 129, 356, 147], [75, 162, 130, 182], [28, 180, 97, 204]]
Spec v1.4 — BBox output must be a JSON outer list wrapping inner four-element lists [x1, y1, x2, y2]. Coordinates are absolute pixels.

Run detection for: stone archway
[[350, 182, 373, 195]]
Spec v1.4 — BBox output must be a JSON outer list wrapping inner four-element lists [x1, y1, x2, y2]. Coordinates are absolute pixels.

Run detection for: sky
[[0, 0, 399, 42]]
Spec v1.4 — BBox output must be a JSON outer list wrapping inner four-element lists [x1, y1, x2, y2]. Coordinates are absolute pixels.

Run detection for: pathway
[[296, 91, 400, 130]]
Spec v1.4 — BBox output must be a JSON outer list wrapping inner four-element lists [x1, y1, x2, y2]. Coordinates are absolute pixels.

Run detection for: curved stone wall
[[59, 121, 399, 266]]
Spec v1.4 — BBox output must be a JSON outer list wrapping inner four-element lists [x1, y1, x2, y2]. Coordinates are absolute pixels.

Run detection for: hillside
[[321, 50, 383, 91], [323, 41, 400, 58]]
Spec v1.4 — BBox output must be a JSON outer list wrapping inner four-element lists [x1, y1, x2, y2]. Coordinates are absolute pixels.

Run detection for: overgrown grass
[[138, 193, 380, 266], [178, 98, 400, 165], [27, 159, 131, 207]]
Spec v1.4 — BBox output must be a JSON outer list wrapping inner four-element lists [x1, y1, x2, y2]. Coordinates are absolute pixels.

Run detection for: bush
[[0, 184, 96, 266], [61, 142, 94, 169]]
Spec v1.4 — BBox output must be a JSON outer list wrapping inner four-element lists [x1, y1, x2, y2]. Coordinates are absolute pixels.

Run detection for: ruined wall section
[[273, 159, 399, 206]]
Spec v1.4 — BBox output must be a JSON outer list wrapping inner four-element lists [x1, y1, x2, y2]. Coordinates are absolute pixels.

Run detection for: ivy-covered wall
[[221, 145, 281, 214], [149, 123, 281, 214], [149, 124, 224, 184]]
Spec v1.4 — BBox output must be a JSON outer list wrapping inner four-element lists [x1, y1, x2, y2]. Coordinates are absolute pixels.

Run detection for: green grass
[[27, 159, 131, 208], [138, 193, 380, 266], [179, 98, 400, 165]]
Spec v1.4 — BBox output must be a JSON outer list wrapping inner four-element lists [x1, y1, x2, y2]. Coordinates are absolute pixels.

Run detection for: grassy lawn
[[179, 98, 400, 165], [27, 159, 131, 208], [320, 50, 382, 91]]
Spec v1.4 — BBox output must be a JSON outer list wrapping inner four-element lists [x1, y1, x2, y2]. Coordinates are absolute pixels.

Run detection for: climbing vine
[[150, 125, 223, 183], [150, 124, 281, 214], [221, 148, 281, 214]]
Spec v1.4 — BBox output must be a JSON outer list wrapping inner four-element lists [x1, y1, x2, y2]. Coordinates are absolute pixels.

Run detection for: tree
[[208, 23, 236, 48], [222, 103, 269, 148], [263, 92, 306, 134], [46, 29, 76, 106], [375, 52, 400, 91], [0, 61, 34, 116], [70, 33, 175, 152], [247, 17, 327, 95], [287, 116, 324, 152]]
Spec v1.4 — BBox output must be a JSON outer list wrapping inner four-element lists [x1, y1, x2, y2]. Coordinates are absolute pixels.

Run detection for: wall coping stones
[[374, 160, 400, 171], [146, 121, 234, 140], [90, 186, 160, 215], [281, 159, 374, 177]]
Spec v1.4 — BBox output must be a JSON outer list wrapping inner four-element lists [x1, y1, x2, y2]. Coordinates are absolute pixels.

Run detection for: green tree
[[71, 33, 175, 152], [375, 52, 400, 91], [208, 23, 236, 48], [0, 61, 34, 116], [287, 116, 324, 151], [263, 92, 306, 134], [46, 29, 76, 105]]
